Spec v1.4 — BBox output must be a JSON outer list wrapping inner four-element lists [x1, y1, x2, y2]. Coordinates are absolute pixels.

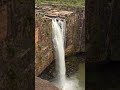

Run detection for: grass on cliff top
[[36, 0, 85, 7]]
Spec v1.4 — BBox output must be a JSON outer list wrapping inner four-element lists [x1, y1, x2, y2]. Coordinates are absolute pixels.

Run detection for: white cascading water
[[52, 18, 66, 89], [52, 18, 81, 90]]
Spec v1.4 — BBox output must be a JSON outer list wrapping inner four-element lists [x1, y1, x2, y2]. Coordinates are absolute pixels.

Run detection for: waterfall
[[52, 18, 81, 90], [52, 18, 66, 89]]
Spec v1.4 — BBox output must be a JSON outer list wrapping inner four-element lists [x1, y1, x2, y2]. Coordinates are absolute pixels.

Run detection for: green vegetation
[[36, 0, 85, 7]]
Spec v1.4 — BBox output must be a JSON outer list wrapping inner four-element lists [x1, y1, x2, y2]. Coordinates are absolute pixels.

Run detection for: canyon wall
[[35, 5, 85, 76]]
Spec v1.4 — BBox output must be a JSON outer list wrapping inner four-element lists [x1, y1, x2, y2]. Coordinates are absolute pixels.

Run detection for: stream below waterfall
[[52, 55, 85, 90], [52, 63, 85, 90], [40, 54, 85, 90]]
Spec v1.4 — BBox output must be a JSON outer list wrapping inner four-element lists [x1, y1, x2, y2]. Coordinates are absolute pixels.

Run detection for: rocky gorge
[[35, 4, 85, 76], [35, 4, 85, 90]]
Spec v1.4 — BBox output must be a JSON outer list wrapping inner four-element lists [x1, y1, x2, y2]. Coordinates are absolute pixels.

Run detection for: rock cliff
[[35, 5, 85, 76]]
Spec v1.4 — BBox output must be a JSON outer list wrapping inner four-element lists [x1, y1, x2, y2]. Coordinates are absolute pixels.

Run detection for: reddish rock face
[[35, 5, 85, 76], [35, 77, 59, 90], [35, 29, 39, 45], [35, 18, 54, 76]]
